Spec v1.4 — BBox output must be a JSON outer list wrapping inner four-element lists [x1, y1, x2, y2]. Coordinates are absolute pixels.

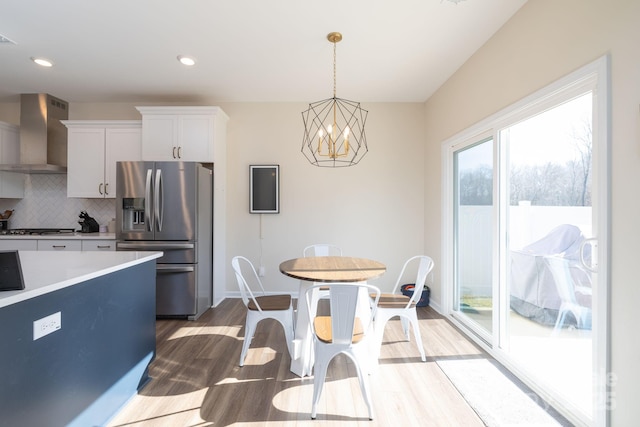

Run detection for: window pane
[[454, 138, 493, 335]]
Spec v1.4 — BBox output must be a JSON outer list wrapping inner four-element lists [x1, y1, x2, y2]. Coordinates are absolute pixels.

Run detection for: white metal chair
[[304, 282, 380, 420], [303, 244, 343, 257], [231, 256, 294, 367], [372, 255, 434, 362], [303, 244, 344, 302], [544, 255, 592, 333]]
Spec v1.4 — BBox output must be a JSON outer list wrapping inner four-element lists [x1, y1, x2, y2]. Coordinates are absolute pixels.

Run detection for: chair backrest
[[305, 283, 380, 345], [392, 255, 434, 306], [231, 256, 266, 310], [544, 255, 579, 304], [303, 244, 343, 257]]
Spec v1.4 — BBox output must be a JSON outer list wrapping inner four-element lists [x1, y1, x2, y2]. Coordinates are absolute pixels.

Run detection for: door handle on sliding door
[[580, 238, 598, 273]]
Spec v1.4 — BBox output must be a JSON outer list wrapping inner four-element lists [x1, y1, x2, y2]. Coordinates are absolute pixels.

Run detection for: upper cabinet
[[0, 122, 25, 198], [64, 121, 142, 198], [136, 106, 228, 162]]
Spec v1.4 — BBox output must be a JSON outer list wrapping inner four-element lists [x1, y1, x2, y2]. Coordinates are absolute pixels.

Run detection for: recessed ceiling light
[[177, 55, 196, 66], [31, 57, 54, 67]]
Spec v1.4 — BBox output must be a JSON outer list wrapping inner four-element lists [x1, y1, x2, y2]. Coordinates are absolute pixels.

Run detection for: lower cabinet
[[0, 240, 37, 251], [82, 240, 116, 251], [0, 239, 115, 251], [37, 240, 82, 251]]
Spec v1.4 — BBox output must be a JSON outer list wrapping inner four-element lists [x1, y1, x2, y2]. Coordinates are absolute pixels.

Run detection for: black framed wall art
[[250, 165, 280, 214]]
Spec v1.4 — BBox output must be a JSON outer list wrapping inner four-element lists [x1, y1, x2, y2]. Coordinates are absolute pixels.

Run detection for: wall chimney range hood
[[0, 94, 69, 174]]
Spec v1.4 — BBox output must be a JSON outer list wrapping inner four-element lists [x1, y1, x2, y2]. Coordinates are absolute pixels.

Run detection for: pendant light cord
[[333, 39, 337, 98]]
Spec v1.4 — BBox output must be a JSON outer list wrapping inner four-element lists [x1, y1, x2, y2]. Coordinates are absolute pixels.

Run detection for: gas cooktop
[[0, 228, 76, 236]]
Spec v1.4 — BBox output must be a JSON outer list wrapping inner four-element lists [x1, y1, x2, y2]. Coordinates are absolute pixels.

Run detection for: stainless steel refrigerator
[[115, 161, 212, 320]]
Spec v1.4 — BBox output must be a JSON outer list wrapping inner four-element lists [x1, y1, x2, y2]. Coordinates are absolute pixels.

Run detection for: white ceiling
[[0, 0, 527, 104]]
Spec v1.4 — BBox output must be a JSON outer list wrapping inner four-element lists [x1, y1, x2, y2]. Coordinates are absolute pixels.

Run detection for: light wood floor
[[108, 299, 492, 426]]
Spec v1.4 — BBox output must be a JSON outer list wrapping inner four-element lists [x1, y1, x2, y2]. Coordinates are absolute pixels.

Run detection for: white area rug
[[436, 358, 568, 427]]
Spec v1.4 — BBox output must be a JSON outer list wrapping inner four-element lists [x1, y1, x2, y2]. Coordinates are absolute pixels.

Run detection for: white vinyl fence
[[458, 203, 592, 297]]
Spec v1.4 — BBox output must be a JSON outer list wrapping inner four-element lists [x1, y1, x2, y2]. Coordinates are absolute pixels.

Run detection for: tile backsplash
[[0, 174, 116, 230]]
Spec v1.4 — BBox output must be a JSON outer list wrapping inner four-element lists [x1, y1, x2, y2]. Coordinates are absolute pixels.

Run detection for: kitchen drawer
[[37, 240, 82, 251], [0, 240, 37, 251], [82, 240, 116, 251]]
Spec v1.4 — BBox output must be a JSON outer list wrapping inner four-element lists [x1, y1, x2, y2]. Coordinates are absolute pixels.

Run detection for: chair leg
[[239, 313, 257, 367], [284, 323, 294, 359], [407, 311, 426, 362], [274, 312, 295, 359], [400, 316, 410, 341], [573, 307, 591, 330], [577, 309, 591, 330], [373, 312, 391, 359], [311, 355, 330, 420], [553, 306, 568, 335], [351, 351, 374, 420]]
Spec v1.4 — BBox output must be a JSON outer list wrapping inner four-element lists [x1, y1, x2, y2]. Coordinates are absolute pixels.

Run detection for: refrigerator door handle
[[145, 168, 153, 232], [155, 169, 163, 232], [157, 265, 195, 273]]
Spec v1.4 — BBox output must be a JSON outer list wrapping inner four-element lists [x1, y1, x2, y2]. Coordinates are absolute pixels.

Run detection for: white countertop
[[0, 250, 162, 308], [0, 232, 115, 240]]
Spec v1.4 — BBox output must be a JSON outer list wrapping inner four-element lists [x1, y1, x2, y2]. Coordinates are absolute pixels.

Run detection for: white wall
[[422, 0, 640, 425], [221, 102, 427, 294]]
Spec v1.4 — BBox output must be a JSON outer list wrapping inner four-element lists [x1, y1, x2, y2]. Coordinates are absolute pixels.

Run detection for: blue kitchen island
[[0, 250, 162, 427]]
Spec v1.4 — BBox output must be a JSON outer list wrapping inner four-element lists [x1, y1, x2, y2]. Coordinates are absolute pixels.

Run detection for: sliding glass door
[[444, 58, 609, 426]]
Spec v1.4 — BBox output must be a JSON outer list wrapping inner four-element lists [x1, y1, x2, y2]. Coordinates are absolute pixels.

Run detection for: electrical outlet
[[33, 311, 61, 340], [258, 266, 266, 277]]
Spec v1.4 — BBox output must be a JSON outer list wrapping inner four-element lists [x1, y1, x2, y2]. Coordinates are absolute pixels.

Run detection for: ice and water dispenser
[[121, 198, 146, 232]]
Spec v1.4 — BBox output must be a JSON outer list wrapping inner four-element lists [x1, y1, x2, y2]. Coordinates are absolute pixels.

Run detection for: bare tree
[[461, 116, 592, 207], [571, 117, 592, 206]]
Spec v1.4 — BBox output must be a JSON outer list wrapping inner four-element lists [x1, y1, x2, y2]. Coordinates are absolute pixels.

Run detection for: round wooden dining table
[[279, 256, 386, 377], [279, 256, 386, 283]]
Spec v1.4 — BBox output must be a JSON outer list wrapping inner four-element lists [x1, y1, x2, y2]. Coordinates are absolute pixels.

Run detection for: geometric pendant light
[[301, 32, 368, 167]]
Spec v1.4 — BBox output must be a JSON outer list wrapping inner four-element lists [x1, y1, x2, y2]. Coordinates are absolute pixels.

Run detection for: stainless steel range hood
[[0, 94, 69, 174]]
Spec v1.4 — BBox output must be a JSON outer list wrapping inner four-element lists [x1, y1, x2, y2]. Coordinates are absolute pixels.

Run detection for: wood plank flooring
[[108, 299, 489, 427]]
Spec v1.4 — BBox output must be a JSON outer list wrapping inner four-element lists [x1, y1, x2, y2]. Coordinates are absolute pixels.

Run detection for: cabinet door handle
[[96, 245, 111, 249], [177, 146, 182, 158], [98, 183, 103, 195], [172, 146, 177, 159], [52, 245, 66, 249], [104, 182, 109, 195]]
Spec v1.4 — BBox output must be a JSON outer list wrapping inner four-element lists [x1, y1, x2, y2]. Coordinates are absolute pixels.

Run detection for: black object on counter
[[0, 250, 24, 291], [78, 211, 100, 233]]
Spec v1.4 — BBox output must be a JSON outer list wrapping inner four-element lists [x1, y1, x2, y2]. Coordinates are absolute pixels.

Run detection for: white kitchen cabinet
[[0, 240, 37, 251], [0, 121, 25, 198], [64, 121, 142, 198], [81, 239, 115, 251], [0, 238, 115, 251], [37, 239, 82, 251], [136, 106, 228, 162]]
